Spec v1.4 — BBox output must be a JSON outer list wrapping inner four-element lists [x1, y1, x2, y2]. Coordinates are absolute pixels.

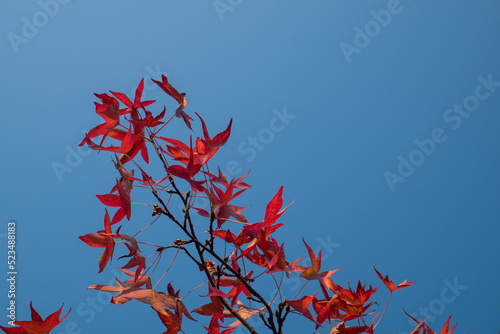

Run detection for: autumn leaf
[[300, 238, 340, 291], [405, 310, 458, 334], [78, 93, 120, 146], [192, 290, 225, 318], [152, 75, 192, 129], [213, 229, 252, 248], [96, 179, 132, 225], [313, 295, 340, 328], [153, 283, 195, 334], [439, 316, 458, 334], [203, 316, 236, 334], [114, 157, 135, 191], [195, 113, 232, 165], [119, 242, 146, 282], [286, 294, 318, 323], [0, 302, 70, 334], [268, 247, 304, 278], [166, 137, 205, 193], [110, 78, 155, 113], [88, 274, 173, 318], [81, 126, 136, 156], [156, 308, 182, 334], [374, 267, 415, 292], [329, 321, 368, 334], [333, 281, 377, 321], [217, 272, 253, 307], [130, 107, 166, 128], [126, 164, 169, 188], [208, 168, 251, 190], [205, 185, 249, 228], [262, 186, 285, 227], [78, 209, 115, 273], [224, 301, 266, 328]]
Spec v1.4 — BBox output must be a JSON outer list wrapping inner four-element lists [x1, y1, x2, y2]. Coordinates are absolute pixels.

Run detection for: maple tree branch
[[276, 301, 290, 333], [196, 241, 259, 334], [150, 185, 263, 334], [146, 135, 281, 333], [177, 245, 202, 267], [184, 205, 280, 333], [258, 313, 273, 331], [76, 77, 428, 334]]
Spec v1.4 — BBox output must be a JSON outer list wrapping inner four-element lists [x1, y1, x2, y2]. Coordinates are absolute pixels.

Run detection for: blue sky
[[1, 1, 499, 333]]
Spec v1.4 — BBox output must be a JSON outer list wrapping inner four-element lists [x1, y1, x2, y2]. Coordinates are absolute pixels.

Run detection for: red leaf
[[286, 294, 318, 323], [440, 316, 458, 334], [374, 267, 415, 292], [78, 209, 115, 273], [0, 302, 70, 334], [300, 239, 339, 291], [152, 75, 192, 129]]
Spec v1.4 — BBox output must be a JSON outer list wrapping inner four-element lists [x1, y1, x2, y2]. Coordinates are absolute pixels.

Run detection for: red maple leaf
[[116, 232, 146, 283], [374, 266, 415, 292], [156, 308, 182, 334], [334, 281, 377, 320], [192, 287, 225, 318], [0, 302, 70, 334], [213, 229, 252, 248], [126, 164, 169, 188], [312, 295, 340, 328], [81, 126, 136, 155], [78, 209, 115, 273], [286, 294, 318, 323], [237, 187, 290, 264], [195, 113, 232, 165], [110, 78, 155, 113], [217, 271, 253, 307], [152, 75, 192, 129], [203, 316, 236, 334], [88, 272, 176, 319], [262, 186, 286, 227], [208, 168, 251, 190], [96, 179, 132, 225], [405, 311, 458, 334], [438, 316, 458, 334], [203, 168, 251, 226], [205, 186, 248, 228], [300, 238, 340, 291], [330, 321, 369, 334], [78, 93, 120, 146], [166, 137, 205, 193], [267, 244, 304, 277], [130, 107, 166, 129]]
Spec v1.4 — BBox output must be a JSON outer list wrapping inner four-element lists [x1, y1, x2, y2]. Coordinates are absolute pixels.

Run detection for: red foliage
[[2, 75, 466, 334]]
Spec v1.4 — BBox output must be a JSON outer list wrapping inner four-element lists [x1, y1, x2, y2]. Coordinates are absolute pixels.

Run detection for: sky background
[[1, 1, 499, 333]]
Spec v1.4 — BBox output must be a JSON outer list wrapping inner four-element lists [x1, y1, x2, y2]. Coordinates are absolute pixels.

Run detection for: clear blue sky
[[1, 1, 499, 333]]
